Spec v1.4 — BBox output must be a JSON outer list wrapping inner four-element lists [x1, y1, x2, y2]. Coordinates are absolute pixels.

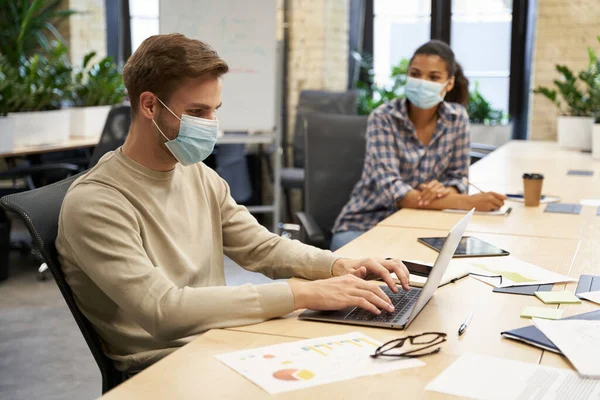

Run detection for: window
[[129, 0, 159, 52], [451, 0, 512, 115], [356, 0, 533, 138], [373, 0, 431, 87]]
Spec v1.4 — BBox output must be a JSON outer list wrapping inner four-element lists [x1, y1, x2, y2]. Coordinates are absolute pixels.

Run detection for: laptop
[[298, 209, 474, 330]]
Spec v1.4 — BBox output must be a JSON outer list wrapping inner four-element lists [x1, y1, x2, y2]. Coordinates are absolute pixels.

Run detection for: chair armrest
[[0, 163, 81, 180], [469, 151, 488, 165], [295, 211, 326, 247], [470, 143, 497, 153]]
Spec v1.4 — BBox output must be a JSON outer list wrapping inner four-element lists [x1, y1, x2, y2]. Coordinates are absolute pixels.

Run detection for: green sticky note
[[520, 306, 564, 320], [534, 291, 581, 304]]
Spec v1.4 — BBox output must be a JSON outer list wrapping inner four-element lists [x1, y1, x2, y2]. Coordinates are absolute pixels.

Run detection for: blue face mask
[[405, 77, 449, 110], [152, 97, 219, 166]]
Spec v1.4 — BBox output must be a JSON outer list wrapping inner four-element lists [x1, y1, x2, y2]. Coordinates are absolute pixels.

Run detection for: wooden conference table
[[103, 141, 600, 399]]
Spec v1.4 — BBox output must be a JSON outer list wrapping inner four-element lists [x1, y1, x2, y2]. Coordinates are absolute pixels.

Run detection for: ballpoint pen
[[466, 180, 512, 214], [458, 311, 474, 336], [466, 180, 485, 193]]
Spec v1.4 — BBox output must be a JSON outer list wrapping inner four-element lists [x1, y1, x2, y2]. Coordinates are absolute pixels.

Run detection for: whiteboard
[[159, 0, 277, 132]]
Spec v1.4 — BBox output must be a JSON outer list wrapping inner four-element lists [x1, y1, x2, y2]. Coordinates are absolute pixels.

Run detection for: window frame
[[353, 0, 536, 140]]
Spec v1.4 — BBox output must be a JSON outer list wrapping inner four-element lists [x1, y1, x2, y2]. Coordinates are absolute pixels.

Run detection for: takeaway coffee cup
[[522, 173, 544, 207]]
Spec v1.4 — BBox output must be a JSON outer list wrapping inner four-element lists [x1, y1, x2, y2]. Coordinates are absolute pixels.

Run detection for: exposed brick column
[[530, 0, 600, 140]]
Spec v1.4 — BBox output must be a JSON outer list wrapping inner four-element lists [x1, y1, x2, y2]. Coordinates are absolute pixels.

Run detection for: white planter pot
[[70, 105, 111, 138], [0, 116, 16, 153], [470, 123, 512, 147], [11, 109, 71, 147], [557, 116, 593, 151], [592, 124, 600, 160]]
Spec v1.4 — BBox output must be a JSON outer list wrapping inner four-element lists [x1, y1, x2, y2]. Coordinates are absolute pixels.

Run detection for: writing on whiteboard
[[219, 17, 267, 58]]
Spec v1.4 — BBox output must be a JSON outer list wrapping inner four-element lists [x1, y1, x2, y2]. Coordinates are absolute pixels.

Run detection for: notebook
[[501, 309, 600, 353], [493, 284, 553, 296], [575, 275, 600, 299], [567, 170, 594, 176], [544, 203, 583, 215], [391, 260, 471, 288], [442, 205, 512, 216]]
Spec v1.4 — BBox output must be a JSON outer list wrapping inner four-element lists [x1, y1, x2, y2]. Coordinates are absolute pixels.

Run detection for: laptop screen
[[404, 209, 474, 325]]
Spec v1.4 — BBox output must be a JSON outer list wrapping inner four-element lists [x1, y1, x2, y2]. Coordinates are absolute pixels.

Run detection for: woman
[[331, 40, 506, 251]]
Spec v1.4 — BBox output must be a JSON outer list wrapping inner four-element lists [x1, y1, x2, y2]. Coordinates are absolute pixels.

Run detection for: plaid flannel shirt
[[333, 98, 470, 233]]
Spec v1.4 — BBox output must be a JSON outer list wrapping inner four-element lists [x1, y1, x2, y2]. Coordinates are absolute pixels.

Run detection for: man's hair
[[123, 33, 229, 116]]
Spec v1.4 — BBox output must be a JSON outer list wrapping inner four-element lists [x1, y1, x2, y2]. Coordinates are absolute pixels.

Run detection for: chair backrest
[[88, 105, 131, 169], [292, 90, 358, 168], [303, 112, 368, 244], [0, 174, 123, 394]]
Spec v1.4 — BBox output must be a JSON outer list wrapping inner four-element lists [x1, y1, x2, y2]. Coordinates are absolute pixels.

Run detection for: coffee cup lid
[[522, 173, 544, 179]]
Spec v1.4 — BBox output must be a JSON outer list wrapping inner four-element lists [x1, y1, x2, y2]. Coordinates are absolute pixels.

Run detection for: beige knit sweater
[[56, 148, 339, 372]]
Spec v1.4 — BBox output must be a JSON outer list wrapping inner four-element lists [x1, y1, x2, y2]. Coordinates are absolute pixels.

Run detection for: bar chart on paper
[[215, 332, 424, 394]]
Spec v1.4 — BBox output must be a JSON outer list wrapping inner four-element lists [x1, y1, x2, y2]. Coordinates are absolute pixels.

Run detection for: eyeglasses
[[371, 332, 447, 359]]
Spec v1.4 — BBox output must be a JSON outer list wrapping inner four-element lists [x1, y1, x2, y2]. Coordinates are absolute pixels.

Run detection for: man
[[56, 33, 410, 373]]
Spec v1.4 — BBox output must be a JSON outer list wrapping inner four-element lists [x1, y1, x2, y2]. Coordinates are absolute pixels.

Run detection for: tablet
[[417, 236, 510, 258]]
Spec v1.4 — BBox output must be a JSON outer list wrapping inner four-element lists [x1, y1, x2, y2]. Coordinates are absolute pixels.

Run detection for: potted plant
[[534, 64, 593, 151], [581, 36, 600, 159], [0, 56, 17, 153], [0, 0, 76, 65], [0, 0, 77, 148], [467, 82, 511, 147], [7, 42, 73, 147], [356, 54, 408, 115], [68, 52, 126, 138]]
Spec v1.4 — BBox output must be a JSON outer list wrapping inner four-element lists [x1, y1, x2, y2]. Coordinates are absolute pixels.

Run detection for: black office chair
[[0, 105, 131, 281], [88, 105, 131, 168], [0, 174, 125, 394], [281, 90, 359, 221], [295, 112, 369, 249]]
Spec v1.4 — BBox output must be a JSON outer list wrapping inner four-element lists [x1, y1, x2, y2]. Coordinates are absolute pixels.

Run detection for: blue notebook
[[501, 309, 600, 353], [567, 170, 594, 176], [575, 275, 600, 299], [544, 203, 583, 215]]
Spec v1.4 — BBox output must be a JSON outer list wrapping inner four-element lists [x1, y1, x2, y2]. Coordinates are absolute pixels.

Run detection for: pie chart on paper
[[272, 368, 315, 381]]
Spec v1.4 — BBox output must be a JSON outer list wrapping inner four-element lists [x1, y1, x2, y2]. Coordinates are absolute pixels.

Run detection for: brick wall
[[530, 0, 600, 140], [286, 0, 350, 136], [58, 0, 107, 66]]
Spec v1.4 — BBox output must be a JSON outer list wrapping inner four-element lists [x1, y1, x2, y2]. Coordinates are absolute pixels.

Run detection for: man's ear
[[139, 92, 158, 120]]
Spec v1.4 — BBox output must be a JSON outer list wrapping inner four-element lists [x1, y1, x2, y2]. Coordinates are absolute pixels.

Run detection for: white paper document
[[579, 291, 600, 305], [580, 199, 600, 207], [215, 332, 424, 394], [426, 353, 600, 400], [466, 256, 576, 288], [533, 318, 600, 378]]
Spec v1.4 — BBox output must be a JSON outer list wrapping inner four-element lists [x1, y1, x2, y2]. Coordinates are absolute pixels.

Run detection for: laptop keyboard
[[343, 287, 421, 324]]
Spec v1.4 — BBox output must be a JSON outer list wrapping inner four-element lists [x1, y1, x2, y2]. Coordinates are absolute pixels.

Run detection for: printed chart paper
[[215, 331, 424, 394], [534, 318, 600, 378]]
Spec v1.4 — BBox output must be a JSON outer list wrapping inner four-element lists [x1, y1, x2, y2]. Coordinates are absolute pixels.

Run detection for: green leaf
[[0, 0, 78, 64]]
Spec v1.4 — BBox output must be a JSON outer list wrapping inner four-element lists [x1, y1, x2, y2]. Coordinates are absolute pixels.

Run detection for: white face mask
[[405, 77, 449, 109], [152, 97, 219, 166]]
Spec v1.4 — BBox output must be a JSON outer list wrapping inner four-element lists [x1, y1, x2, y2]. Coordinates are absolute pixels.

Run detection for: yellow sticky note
[[534, 291, 581, 304], [520, 306, 564, 320]]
